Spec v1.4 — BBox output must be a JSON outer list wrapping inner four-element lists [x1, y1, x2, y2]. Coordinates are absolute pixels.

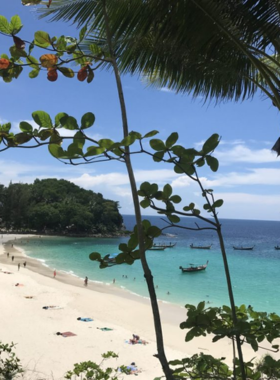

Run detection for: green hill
[[0, 178, 124, 235]]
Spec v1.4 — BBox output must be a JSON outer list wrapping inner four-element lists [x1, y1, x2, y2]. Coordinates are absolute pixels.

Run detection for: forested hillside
[[0, 179, 124, 235]]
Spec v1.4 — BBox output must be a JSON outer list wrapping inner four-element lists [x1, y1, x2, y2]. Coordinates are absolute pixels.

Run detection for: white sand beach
[[0, 235, 278, 380]]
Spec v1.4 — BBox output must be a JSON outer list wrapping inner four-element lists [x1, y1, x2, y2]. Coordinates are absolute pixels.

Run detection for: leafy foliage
[[0, 341, 23, 380]]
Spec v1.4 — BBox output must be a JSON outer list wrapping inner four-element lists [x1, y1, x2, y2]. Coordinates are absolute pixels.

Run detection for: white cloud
[[213, 192, 280, 220], [215, 145, 276, 164], [201, 168, 280, 187]]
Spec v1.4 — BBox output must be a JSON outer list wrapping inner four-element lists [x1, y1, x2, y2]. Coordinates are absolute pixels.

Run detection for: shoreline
[[0, 234, 279, 379]]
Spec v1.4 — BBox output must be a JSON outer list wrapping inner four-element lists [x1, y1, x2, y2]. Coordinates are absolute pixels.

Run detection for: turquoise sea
[[16, 216, 280, 314]]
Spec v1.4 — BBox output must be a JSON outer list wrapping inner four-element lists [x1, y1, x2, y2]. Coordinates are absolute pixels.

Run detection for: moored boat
[[147, 246, 166, 251], [153, 242, 176, 248], [190, 243, 212, 250], [233, 246, 254, 251], [275, 246, 280, 250], [179, 261, 209, 273]]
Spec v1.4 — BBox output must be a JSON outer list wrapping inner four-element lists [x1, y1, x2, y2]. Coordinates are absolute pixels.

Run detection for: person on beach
[[53, 269, 56, 278], [11, 255, 14, 261], [113, 278, 115, 284], [84, 276, 88, 286], [23, 261, 26, 268], [7, 252, 9, 258], [18, 263, 20, 271]]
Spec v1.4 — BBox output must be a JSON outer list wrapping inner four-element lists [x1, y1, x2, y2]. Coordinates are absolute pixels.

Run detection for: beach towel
[[126, 339, 148, 345], [78, 318, 93, 322], [97, 327, 113, 331], [57, 331, 76, 338]]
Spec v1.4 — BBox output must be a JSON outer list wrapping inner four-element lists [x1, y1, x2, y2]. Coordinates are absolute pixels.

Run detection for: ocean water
[[15, 216, 280, 314]]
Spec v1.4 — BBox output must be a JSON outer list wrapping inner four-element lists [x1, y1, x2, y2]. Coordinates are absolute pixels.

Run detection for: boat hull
[[190, 244, 212, 250], [232, 246, 254, 251], [179, 261, 209, 273]]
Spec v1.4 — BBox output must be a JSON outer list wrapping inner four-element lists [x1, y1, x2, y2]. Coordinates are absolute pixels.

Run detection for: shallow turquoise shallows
[[17, 216, 280, 314]]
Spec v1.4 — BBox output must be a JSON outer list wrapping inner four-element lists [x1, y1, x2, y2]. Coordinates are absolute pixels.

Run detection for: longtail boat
[[190, 243, 212, 250], [147, 246, 166, 251], [153, 243, 177, 248], [179, 261, 209, 273], [275, 246, 280, 250], [233, 246, 254, 251]]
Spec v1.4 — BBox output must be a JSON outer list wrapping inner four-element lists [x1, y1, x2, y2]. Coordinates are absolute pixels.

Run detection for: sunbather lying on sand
[[129, 334, 148, 345], [119, 363, 141, 375], [56, 332, 76, 338], [77, 317, 93, 322]]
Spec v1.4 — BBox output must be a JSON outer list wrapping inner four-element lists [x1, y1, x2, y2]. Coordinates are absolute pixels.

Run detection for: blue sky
[[1, 2, 280, 221]]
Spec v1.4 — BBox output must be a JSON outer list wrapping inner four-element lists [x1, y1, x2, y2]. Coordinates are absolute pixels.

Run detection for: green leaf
[[61, 116, 79, 130], [29, 69, 39, 79], [87, 67, 94, 83], [128, 236, 138, 250], [0, 16, 11, 34], [147, 226, 161, 237], [166, 132, 178, 148], [84, 146, 105, 157], [73, 131, 85, 150], [10, 46, 26, 59], [119, 243, 130, 252], [168, 214, 180, 223], [98, 139, 114, 149], [79, 25, 87, 41], [153, 151, 164, 162], [130, 131, 142, 140], [48, 143, 64, 158], [57, 67, 75, 78], [115, 253, 126, 264], [34, 31, 51, 48], [1, 54, 9, 59], [196, 157, 205, 167], [67, 143, 83, 158], [203, 203, 211, 210], [81, 112, 95, 130], [38, 129, 52, 141], [170, 195, 181, 204], [55, 112, 68, 127], [121, 134, 136, 146], [213, 199, 224, 208], [206, 156, 219, 172], [150, 138, 165, 151], [143, 130, 159, 138], [202, 134, 220, 154], [14, 133, 32, 145], [32, 111, 53, 129], [163, 184, 172, 198], [19, 121, 33, 133], [140, 198, 150, 208], [89, 252, 101, 261], [9, 15, 23, 35], [26, 56, 39, 69]]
